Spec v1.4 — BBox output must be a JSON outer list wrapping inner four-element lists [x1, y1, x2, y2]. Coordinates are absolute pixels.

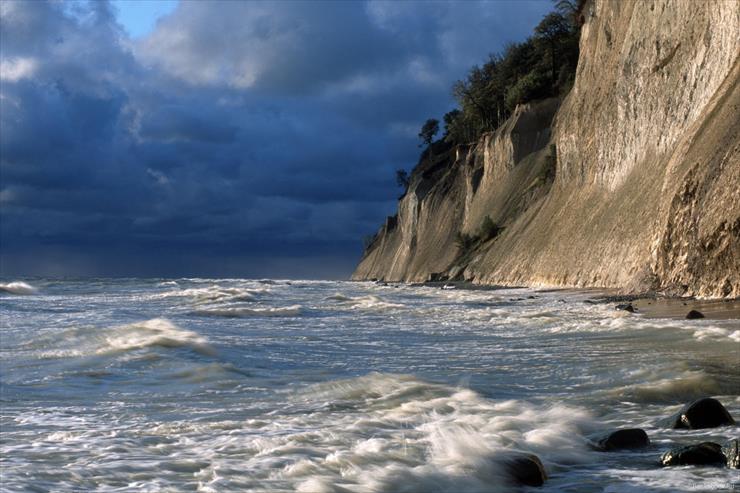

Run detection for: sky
[[0, 0, 551, 279]]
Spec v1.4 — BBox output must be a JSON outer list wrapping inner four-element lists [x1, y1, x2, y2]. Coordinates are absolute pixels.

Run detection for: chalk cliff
[[353, 0, 740, 298]]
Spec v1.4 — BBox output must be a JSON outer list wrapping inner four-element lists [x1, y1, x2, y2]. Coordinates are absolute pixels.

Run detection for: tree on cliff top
[[444, 5, 581, 145], [534, 12, 572, 85], [418, 118, 439, 147]]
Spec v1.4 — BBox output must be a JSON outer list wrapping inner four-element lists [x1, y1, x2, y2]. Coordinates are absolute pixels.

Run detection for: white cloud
[[0, 57, 38, 82]]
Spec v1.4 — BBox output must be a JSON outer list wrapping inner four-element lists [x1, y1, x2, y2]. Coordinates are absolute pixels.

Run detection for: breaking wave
[[254, 373, 597, 491], [32, 318, 213, 359], [608, 366, 725, 403], [192, 305, 302, 318], [101, 318, 213, 355], [326, 293, 404, 310], [156, 285, 268, 304], [4, 279, 739, 492], [0, 281, 37, 295], [691, 326, 740, 342]]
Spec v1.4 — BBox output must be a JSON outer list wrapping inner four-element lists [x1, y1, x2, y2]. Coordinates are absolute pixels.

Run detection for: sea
[[1, 278, 738, 492]]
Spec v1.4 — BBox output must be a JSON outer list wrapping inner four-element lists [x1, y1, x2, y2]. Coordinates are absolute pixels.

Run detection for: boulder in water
[[723, 439, 739, 469], [591, 428, 650, 451], [615, 303, 636, 313], [660, 442, 725, 467], [664, 397, 736, 429], [685, 309, 705, 319], [500, 453, 547, 487]]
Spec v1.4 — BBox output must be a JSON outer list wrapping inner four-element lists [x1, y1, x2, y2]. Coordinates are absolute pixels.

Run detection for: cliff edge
[[353, 0, 740, 298]]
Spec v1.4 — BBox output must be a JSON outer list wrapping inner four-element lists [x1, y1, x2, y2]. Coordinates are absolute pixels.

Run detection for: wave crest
[[609, 366, 724, 403], [192, 305, 302, 318], [326, 293, 404, 310], [277, 373, 596, 491], [156, 285, 267, 304], [0, 281, 37, 295], [102, 318, 213, 355]]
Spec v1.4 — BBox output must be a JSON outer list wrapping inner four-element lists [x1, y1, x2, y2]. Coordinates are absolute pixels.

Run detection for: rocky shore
[[512, 397, 738, 488], [379, 280, 740, 320]]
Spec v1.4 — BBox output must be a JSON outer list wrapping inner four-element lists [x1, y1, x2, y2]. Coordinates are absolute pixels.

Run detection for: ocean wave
[[259, 373, 597, 491], [155, 285, 268, 304], [326, 293, 404, 310], [691, 326, 740, 342], [192, 305, 302, 318], [29, 318, 213, 360], [164, 362, 251, 382], [0, 281, 37, 295], [609, 366, 724, 403], [101, 318, 214, 355]]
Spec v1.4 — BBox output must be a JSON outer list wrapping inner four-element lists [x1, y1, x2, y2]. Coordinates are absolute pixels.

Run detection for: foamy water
[[1, 279, 738, 491], [0, 281, 37, 295]]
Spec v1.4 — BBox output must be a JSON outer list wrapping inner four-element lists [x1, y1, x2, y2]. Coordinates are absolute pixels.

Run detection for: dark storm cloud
[[0, 0, 550, 278]]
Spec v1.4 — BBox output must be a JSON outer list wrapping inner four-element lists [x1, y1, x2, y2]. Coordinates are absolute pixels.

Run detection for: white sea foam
[[326, 293, 404, 310], [236, 373, 597, 491], [3, 279, 738, 492], [691, 326, 740, 342], [609, 364, 724, 403], [101, 318, 213, 355], [0, 281, 37, 295], [32, 319, 213, 358], [156, 285, 268, 304], [192, 305, 302, 318]]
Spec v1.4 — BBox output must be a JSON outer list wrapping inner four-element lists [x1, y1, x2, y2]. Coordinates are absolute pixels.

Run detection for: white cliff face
[[556, 0, 739, 190], [353, 99, 558, 283], [354, 0, 740, 298]]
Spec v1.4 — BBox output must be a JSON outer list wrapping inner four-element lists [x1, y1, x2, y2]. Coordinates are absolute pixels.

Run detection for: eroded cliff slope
[[354, 0, 740, 298]]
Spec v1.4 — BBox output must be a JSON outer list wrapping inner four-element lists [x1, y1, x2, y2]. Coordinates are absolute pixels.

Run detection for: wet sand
[[419, 282, 740, 320], [630, 297, 740, 320], [544, 288, 740, 320]]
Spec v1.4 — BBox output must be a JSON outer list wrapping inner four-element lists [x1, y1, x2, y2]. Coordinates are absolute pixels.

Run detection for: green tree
[[534, 12, 571, 86], [442, 109, 474, 144], [418, 118, 439, 147], [505, 69, 550, 111], [443, 109, 461, 136]]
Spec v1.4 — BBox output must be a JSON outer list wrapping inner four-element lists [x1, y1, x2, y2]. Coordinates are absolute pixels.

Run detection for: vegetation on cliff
[[443, 1, 582, 144], [395, 1, 582, 194], [396, 0, 585, 185]]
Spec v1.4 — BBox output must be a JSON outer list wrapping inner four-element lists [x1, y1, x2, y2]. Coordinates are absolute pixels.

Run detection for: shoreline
[[375, 280, 740, 320]]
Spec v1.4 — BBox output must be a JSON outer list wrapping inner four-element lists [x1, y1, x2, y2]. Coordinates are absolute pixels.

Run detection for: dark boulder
[[500, 453, 547, 487], [660, 442, 726, 467], [591, 428, 650, 451], [615, 303, 636, 313], [664, 398, 736, 429], [723, 439, 739, 469], [685, 310, 705, 319]]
